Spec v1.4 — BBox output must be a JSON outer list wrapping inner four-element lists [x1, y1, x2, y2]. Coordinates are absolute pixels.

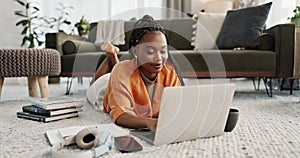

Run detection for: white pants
[[86, 73, 111, 111]]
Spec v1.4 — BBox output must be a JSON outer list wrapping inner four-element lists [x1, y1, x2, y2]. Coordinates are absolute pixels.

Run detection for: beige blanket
[[95, 20, 125, 46]]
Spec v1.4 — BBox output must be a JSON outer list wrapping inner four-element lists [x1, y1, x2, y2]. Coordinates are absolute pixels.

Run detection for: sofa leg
[[290, 79, 294, 95], [269, 78, 273, 97], [65, 77, 73, 95], [280, 78, 284, 91], [280, 78, 295, 95], [252, 77, 261, 91], [27, 77, 38, 97], [263, 77, 272, 97], [78, 77, 83, 84], [37, 76, 50, 98], [0, 77, 4, 98]]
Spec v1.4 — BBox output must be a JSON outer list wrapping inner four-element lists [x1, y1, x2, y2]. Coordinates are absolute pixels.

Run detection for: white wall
[[0, 0, 25, 84], [191, 0, 205, 13], [191, 0, 297, 28], [191, 0, 236, 14], [0, 0, 164, 49], [266, 0, 296, 28], [1, 0, 299, 48], [0, 0, 23, 48]]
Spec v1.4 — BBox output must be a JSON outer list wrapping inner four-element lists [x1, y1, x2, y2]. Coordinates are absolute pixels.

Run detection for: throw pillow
[[215, 2, 272, 49], [191, 12, 226, 50]]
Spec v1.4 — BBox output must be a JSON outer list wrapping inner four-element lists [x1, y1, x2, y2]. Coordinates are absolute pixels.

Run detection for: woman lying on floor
[[86, 15, 184, 131]]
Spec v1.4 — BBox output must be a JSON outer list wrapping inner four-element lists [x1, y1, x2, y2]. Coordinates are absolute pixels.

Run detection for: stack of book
[[17, 97, 84, 123]]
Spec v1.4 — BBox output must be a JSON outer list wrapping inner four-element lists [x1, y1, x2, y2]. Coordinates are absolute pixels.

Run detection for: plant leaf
[[33, 6, 39, 11], [31, 15, 39, 19], [16, 19, 28, 26], [15, 0, 25, 6], [14, 11, 27, 17], [21, 26, 28, 35], [32, 31, 38, 36], [41, 18, 51, 24], [21, 36, 30, 47], [32, 10, 39, 15], [38, 41, 44, 46], [63, 20, 71, 25], [26, 3, 30, 9]]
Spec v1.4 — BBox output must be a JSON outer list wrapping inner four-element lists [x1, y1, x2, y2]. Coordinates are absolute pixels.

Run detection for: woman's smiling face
[[132, 31, 168, 80]]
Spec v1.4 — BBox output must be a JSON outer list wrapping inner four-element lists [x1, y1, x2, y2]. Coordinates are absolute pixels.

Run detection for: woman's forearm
[[115, 112, 157, 131]]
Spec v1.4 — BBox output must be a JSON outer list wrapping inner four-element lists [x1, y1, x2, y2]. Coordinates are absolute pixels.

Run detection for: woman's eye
[[147, 51, 154, 55], [161, 50, 167, 54], [146, 49, 154, 54]]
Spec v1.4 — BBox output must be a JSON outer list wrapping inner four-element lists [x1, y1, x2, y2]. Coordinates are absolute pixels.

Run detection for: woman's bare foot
[[90, 42, 120, 85], [100, 41, 120, 55], [100, 42, 119, 66]]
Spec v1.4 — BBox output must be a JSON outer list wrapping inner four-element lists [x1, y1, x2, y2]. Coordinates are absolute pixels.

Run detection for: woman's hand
[[145, 118, 158, 131], [116, 113, 158, 131]]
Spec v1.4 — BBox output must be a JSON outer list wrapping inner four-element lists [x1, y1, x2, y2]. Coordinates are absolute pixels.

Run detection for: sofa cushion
[[61, 52, 106, 76], [170, 50, 276, 77], [89, 19, 194, 51], [216, 2, 272, 49], [192, 12, 226, 50]]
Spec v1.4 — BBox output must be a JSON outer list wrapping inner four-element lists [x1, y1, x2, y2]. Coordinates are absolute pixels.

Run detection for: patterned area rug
[[1, 80, 300, 158]]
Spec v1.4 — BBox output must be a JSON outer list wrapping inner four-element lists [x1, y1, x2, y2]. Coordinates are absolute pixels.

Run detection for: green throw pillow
[[216, 2, 272, 49]]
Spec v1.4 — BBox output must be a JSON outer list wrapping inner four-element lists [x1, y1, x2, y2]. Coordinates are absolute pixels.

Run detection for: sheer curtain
[[162, 0, 191, 18]]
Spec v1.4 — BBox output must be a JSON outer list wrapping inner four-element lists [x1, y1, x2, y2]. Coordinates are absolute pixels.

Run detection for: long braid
[[129, 15, 185, 86]]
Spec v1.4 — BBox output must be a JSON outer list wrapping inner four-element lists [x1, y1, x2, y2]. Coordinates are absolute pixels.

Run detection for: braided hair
[[128, 15, 185, 86]]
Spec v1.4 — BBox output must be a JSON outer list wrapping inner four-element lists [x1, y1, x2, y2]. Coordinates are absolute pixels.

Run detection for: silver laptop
[[130, 84, 235, 146]]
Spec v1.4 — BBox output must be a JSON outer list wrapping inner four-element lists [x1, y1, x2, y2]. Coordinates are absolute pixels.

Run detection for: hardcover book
[[31, 96, 84, 110], [22, 105, 82, 116], [16, 111, 79, 123]]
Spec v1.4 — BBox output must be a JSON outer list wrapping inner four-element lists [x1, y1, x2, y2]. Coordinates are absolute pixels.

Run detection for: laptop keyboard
[[131, 129, 156, 141], [140, 131, 155, 140]]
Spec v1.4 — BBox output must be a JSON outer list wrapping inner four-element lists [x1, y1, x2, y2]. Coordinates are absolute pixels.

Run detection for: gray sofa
[[46, 18, 296, 95]]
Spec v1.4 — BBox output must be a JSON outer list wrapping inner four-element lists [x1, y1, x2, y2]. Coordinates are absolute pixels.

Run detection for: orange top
[[103, 59, 181, 122]]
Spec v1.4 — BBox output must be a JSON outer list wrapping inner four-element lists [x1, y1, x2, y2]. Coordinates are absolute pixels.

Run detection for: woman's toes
[[114, 47, 120, 53]]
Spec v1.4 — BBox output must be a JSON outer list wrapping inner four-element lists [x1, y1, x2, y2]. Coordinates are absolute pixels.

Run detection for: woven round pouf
[[0, 48, 61, 98]]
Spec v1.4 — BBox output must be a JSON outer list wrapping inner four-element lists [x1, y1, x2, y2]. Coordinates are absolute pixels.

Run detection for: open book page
[[45, 123, 129, 146]]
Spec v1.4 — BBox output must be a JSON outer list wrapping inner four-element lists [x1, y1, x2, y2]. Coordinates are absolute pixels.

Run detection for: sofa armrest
[[264, 24, 296, 77], [257, 33, 274, 50], [45, 32, 87, 55], [63, 39, 100, 54]]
